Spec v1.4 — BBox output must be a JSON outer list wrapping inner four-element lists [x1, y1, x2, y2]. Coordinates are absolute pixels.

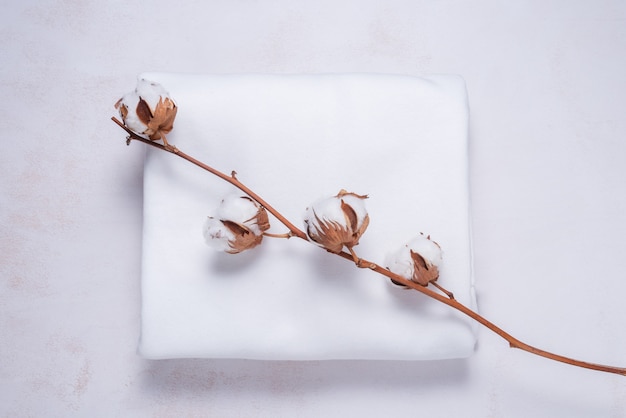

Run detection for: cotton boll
[[202, 195, 270, 254], [115, 79, 177, 144], [303, 189, 369, 253], [385, 233, 443, 287]]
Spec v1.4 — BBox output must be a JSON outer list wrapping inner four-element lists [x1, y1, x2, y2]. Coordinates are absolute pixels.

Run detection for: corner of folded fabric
[[136, 339, 162, 360]]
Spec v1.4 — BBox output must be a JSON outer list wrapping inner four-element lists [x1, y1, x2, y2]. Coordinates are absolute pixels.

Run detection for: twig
[[113, 117, 626, 376], [112, 117, 307, 241], [333, 250, 626, 376]]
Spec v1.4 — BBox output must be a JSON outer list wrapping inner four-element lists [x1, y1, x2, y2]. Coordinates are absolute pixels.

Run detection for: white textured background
[[2, 1, 626, 417]]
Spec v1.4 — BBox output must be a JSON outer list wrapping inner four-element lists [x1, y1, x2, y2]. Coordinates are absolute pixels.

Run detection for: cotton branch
[[113, 117, 626, 377], [112, 117, 307, 241]]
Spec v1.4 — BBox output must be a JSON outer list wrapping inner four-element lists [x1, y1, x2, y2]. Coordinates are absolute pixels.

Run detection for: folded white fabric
[[138, 72, 477, 360]]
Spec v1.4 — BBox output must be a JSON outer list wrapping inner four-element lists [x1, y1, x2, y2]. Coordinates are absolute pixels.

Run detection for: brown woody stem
[[114, 117, 626, 376], [333, 250, 626, 376], [431, 281, 455, 299], [112, 117, 308, 241], [263, 232, 293, 239]]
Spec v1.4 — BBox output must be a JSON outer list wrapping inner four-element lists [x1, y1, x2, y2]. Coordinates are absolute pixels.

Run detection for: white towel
[[138, 72, 477, 360]]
